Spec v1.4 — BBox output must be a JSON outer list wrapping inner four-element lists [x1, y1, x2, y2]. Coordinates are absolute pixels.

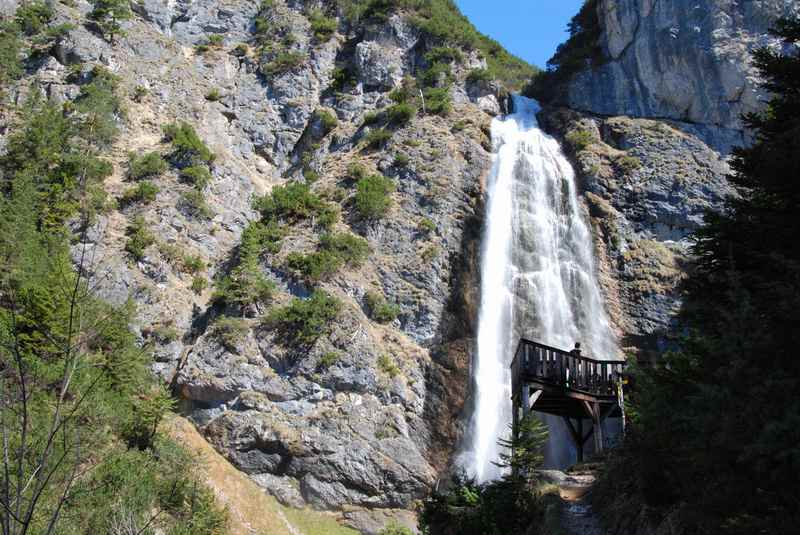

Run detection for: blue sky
[[455, 0, 586, 69]]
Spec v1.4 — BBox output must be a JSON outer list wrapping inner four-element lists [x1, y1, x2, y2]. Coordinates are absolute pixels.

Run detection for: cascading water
[[461, 95, 620, 482]]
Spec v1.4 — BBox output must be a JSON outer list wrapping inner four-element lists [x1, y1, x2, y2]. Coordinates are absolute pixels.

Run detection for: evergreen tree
[[88, 0, 131, 43], [595, 17, 800, 535]]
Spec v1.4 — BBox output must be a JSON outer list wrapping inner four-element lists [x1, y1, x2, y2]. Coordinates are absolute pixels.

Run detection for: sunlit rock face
[[564, 0, 799, 151]]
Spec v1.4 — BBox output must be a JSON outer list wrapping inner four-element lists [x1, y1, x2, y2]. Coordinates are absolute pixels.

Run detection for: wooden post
[[576, 418, 584, 462], [512, 394, 519, 442], [521, 385, 530, 417]]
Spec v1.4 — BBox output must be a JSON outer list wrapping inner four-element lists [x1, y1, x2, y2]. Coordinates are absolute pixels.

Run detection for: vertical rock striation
[[563, 0, 798, 151]]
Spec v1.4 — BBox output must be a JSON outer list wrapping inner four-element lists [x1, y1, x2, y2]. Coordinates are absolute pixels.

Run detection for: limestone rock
[[564, 0, 799, 151]]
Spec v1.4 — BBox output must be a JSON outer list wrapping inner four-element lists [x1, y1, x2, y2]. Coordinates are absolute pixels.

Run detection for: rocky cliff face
[[534, 0, 795, 358], [563, 0, 798, 151], [539, 108, 731, 358], [0, 1, 516, 532]]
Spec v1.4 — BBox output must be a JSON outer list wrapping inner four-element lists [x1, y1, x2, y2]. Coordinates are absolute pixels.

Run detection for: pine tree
[[596, 17, 800, 534], [89, 0, 131, 43]]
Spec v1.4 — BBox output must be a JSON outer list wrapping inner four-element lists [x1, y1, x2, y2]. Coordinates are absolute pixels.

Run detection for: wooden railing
[[511, 339, 624, 397]]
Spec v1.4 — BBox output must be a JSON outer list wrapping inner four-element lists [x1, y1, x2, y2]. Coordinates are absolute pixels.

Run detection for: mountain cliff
[[539, 0, 798, 151], [531, 0, 794, 359], [0, 0, 534, 532], [0, 0, 792, 533]]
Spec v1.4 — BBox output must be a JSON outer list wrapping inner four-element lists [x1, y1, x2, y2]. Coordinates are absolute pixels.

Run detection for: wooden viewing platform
[[511, 339, 625, 462]]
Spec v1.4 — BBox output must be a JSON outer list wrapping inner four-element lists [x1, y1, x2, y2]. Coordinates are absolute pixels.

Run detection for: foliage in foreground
[[420, 416, 549, 535], [0, 43, 227, 531], [593, 18, 800, 535]]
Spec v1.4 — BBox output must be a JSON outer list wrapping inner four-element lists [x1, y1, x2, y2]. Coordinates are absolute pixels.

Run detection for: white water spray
[[461, 96, 619, 482]]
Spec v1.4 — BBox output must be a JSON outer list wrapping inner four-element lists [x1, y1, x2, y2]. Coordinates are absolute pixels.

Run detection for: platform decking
[[511, 339, 625, 462]]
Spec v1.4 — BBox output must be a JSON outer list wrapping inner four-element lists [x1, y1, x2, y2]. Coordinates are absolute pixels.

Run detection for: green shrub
[[424, 46, 463, 65], [365, 291, 400, 323], [331, 65, 356, 90], [286, 250, 343, 282], [616, 154, 642, 173], [419, 61, 452, 87], [89, 0, 132, 43], [389, 85, 412, 103], [253, 182, 331, 224], [418, 217, 436, 234], [317, 204, 339, 230], [0, 23, 23, 87], [162, 122, 215, 165], [421, 244, 440, 262], [378, 522, 414, 535], [377, 354, 400, 378], [242, 220, 287, 255], [393, 153, 410, 167], [363, 111, 380, 125], [207, 34, 224, 47], [182, 253, 205, 274], [121, 385, 176, 450], [180, 190, 213, 219], [120, 181, 159, 206], [264, 51, 306, 76], [128, 151, 167, 179], [308, 9, 337, 41], [315, 108, 338, 135], [317, 351, 341, 369], [363, 128, 392, 150], [266, 290, 342, 346], [180, 165, 213, 189], [152, 324, 180, 344], [287, 231, 368, 281], [451, 119, 469, 132], [125, 215, 155, 260], [133, 85, 148, 102], [387, 102, 416, 126], [565, 129, 593, 151], [319, 232, 370, 266], [213, 263, 275, 309], [212, 317, 249, 352], [355, 174, 394, 219], [205, 88, 222, 101], [191, 276, 208, 295], [423, 87, 451, 115], [15, 1, 53, 36], [466, 68, 492, 83], [347, 162, 368, 181]]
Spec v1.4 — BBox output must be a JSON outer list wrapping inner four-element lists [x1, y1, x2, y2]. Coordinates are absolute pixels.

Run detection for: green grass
[[280, 506, 359, 535]]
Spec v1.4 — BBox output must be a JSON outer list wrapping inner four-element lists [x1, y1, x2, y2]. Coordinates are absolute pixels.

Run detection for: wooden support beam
[[521, 385, 530, 417], [562, 417, 591, 463]]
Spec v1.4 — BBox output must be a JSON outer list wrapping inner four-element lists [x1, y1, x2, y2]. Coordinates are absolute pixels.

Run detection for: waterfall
[[460, 95, 619, 482]]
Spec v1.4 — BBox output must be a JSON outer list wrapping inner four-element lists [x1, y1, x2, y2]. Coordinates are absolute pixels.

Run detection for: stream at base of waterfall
[[459, 95, 621, 482]]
